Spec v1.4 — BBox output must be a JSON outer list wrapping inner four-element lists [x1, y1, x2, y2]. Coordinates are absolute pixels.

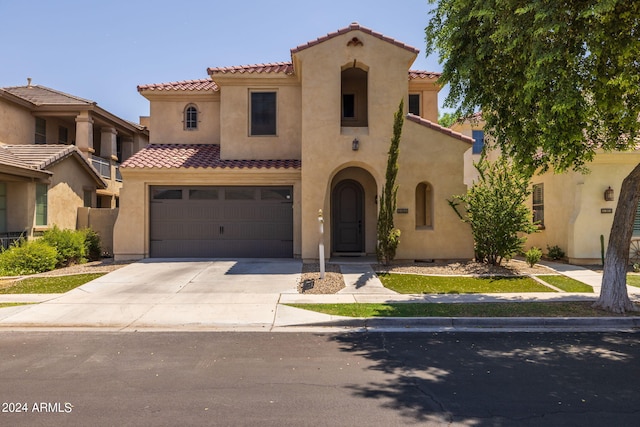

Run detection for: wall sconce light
[[604, 186, 614, 201], [352, 138, 359, 151]]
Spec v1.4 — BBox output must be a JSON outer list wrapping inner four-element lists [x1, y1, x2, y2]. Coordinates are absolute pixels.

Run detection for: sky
[[0, 0, 445, 123]]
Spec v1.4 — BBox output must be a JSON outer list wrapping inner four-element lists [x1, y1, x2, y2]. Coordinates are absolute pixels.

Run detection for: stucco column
[[100, 127, 118, 160], [74, 112, 94, 158], [121, 137, 134, 163]]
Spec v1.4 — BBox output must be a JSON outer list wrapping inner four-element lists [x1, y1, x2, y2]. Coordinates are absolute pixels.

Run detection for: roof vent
[[27, 77, 32, 87]]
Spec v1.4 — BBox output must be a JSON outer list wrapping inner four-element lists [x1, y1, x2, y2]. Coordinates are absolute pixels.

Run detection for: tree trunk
[[594, 162, 640, 313]]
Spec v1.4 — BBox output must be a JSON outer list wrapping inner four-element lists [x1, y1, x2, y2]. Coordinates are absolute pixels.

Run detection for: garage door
[[149, 186, 293, 258]]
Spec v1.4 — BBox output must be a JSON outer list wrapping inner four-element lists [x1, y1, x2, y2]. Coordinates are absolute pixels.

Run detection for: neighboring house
[[114, 23, 475, 261], [452, 114, 640, 265], [0, 82, 149, 249]]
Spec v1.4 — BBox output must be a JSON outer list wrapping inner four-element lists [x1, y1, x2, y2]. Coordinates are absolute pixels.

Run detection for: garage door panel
[[150, 186, 293, 258]]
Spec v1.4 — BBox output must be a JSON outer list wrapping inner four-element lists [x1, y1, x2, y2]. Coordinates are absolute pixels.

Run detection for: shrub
[[80, 228, 102, 261], [546, 245, 565, 260], [525, 247, 543, 267], [450, 156, 537, 265], [40, 226, 86, 267], [0, 240, 58, 275]]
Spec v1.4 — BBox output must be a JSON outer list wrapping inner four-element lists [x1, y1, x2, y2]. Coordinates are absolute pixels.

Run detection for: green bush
[[80, 228, 102, 261], [40, 226, 86, 267], [546, 245, 565, 260], [0, 240, 58, 276], [525, 247, 543, 267]]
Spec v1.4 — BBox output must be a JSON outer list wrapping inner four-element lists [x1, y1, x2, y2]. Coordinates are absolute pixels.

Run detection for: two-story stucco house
[[453, 114, 640, 265], [114, 23, 475, 261], [0, 82, 149, 250]]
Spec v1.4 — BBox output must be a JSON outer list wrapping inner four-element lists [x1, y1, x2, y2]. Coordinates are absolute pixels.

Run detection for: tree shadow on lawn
[[328, 331, 640, 425]]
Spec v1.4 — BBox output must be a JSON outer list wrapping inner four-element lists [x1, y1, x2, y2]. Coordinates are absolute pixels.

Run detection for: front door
[[332, 180, 364, 253]]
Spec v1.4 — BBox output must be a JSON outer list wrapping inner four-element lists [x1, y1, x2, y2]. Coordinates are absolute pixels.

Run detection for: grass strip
[[536, 275, 593, 292], [287, 302, 633, 318], [0, 273, 105, 294], [627, 275, 640, 288], [377, 273, 555, 294]]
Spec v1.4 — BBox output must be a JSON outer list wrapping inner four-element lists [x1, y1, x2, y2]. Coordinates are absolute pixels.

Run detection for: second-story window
[[184, 105, 198, 130], [408, 94, 421, 116], [250, 91, 277, 136], [58, 126, 68, 144], [472, 130, 485, 154], [341, 67, 368, 127], [35, 117, 46, 144]]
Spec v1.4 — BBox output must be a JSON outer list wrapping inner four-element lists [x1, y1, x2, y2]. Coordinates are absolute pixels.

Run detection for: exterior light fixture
[[352, 138, 359, 151], [604, 186, 614, 202]]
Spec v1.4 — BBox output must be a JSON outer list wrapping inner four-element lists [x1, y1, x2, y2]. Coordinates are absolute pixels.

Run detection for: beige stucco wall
[[114, 168, 302, 261], [0, 98, 34, 144], [394, 121, 475, 260], [217, 81, 302, 160], [146, 94, 220, 145], [296, 30, 416, 259], [524, 152, 640, 264], [77, 207, 118, 256], [46, 159, 98, 230], [5, 181, 34, 233]]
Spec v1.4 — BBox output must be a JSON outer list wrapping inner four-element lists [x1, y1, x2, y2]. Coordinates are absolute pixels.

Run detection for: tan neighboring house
[[0, 82, 149, 251], [453, 114, 640, 265], [114, 23, 475, 261]]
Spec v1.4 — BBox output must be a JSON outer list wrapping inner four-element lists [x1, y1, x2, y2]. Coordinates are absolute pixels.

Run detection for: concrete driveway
[[0, 259, 307, 330]]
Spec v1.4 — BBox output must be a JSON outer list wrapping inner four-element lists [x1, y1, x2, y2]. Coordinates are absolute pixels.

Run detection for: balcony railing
[[91, 157, 111, 179]]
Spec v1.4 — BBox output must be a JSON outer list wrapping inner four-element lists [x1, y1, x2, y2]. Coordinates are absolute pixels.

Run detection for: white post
[[318, 209, 325, 280]]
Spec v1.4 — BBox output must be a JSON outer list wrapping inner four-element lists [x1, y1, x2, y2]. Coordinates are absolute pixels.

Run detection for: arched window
[[184, 104, 198, 130], [341, 67, 368, 127], [415, 182, 433, 229]]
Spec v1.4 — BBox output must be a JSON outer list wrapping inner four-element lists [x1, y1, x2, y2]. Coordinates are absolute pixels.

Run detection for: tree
[[438, 111, 460, 128], [426, 0, 640, 313], [377, 99, 404, 265], [451, 156, 538, 265]]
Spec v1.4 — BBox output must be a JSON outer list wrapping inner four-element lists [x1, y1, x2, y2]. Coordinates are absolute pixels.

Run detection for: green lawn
[[537, 275, 594, 292], [0, 273, 105, 294], [627, 275, 640, 288], [377, 273, 555, 294], [287, 302, 628, 317]]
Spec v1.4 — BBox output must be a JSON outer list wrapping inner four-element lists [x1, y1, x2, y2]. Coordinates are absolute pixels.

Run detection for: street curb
[[291, 316, 640, 331]]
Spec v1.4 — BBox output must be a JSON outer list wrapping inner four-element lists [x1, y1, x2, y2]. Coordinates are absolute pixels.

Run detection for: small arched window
[[415, 182, 433, 229], [184, 104, 198, 130]]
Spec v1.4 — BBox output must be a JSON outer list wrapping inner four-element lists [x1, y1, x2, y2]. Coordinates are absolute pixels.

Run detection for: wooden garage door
[[150, 186, 293, 258]]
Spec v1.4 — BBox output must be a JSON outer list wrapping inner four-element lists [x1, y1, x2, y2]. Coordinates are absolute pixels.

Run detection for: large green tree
[[426, 0, 640, 312]]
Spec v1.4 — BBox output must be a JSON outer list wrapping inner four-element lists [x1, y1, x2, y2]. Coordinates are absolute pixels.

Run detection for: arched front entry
[[332, 179, 365, 254]]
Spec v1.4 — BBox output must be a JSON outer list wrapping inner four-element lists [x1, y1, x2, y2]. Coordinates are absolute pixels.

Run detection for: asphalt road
[[0, 331, 639, 426]]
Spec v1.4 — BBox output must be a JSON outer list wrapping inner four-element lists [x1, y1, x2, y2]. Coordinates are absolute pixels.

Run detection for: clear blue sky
[[0, 0, 445, 122]]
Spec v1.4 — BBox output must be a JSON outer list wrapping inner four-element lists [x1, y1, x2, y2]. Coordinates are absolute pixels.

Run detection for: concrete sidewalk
[[0, 259, 639, 332]]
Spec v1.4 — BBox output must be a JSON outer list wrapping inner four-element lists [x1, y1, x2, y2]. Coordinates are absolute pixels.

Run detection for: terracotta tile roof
[[291, 22, 420, 55], [138, 79, 219, 92], [207, 62, 294, 76], [406, 114, 474, 144], [1, 85, 95, 106], [408, 70, 441, 80], [121, 144, 301, 170]]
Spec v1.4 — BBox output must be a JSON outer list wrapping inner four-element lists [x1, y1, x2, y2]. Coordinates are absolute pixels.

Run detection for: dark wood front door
[[332, 180, 364, 253]]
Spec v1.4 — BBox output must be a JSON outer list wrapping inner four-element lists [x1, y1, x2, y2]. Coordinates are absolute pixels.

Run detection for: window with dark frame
[[250, 92, 277, 136], [408, 94, 420, 116], [35, 117, 46, 144], [532, 183, 544, 227], [185, 105, 198, 130], [35, 183, 48, 226], [58, 126, 68, 144]]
